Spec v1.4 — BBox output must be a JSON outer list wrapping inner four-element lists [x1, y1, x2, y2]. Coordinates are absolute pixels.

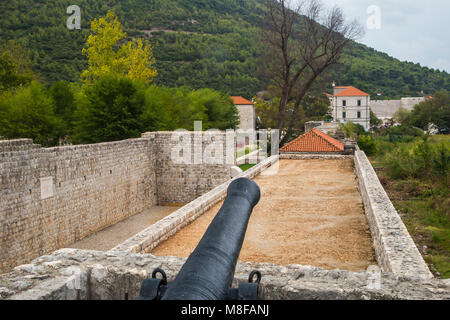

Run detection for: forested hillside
[[1, 0, 449, 98]]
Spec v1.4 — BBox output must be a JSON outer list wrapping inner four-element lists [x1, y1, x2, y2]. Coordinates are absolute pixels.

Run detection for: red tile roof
[[231, 96, 254, 105], [334, 86, 369, 97], [280, 128, 344, 153]]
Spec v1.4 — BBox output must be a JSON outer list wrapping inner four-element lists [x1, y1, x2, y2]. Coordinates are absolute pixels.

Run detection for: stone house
[[331, 86, 371, 131]]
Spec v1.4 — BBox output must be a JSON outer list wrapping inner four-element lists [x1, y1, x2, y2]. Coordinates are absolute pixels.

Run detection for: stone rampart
[[354, 150, 433, 278], [1, 132, 234, 273], [1, 249, 448, 300]]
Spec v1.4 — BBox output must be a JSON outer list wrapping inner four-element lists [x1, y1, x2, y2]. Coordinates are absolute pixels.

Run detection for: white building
[[331, 86, 371, 131], [231, 96, 255, 132]]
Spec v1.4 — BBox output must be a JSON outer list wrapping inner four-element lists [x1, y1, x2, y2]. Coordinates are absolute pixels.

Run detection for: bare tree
[[260, 0, 363, 144]]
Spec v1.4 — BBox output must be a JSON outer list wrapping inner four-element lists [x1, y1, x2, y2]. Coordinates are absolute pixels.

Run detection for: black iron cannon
[[136, 177, 262, 300]]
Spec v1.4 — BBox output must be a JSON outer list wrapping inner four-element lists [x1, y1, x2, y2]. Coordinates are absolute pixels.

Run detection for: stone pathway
[[69, 206, 180, 251]]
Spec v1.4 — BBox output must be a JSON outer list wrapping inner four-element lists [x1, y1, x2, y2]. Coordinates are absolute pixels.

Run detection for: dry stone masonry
[[0, 133, 234, 273], [0, 249, 448, 300], [354, 150, 433, 278]]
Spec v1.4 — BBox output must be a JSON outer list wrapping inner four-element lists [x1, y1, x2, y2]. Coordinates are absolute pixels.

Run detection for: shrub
[[373, 138, 395, 156], [358, 135, 378, 156], [370, 110, 382, 126], [383, 138, 450, 181], [384, 144, 421, 179], [339, 122, 366, 139], [0, 81, 64, 146], [73, 74, 145, 144], [433, 143, 450, 181], [387, 125, 425, 138]]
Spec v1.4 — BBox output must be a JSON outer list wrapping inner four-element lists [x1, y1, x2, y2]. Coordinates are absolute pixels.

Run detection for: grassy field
[[369, 135, 450, 278]]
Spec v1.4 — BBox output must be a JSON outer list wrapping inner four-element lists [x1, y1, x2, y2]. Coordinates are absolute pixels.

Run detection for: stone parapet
[[354, 150, 433, 278], [1, 249, 448, 300]]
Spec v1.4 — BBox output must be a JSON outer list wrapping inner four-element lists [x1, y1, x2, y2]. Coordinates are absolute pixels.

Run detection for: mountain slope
[[0, 0, 449, 99]]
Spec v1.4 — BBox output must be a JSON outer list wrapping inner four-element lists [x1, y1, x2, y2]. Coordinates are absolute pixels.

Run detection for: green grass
[[239, 164, 256, 172], [426, 255, 450, 279], [369, 134, 450, 278]]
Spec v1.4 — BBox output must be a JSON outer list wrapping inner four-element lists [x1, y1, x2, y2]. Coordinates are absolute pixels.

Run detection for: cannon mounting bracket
[[135, 269, 262, 301]]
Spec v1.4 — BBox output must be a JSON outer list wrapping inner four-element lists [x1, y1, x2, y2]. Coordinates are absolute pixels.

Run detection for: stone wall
[[0, 138, 158, 273], [1, 132, 235, 273], [370, 97, 425, 120], [354, 150, 433, 278], [143, 132, 234, 205], [1, 249, 448, 300]]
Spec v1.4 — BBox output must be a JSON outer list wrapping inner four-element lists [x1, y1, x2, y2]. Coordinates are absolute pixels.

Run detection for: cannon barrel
[[161, 177, 261, 300]]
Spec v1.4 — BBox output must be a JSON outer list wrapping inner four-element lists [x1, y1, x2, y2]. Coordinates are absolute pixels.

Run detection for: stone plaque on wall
[[40, 177, 54, 200]]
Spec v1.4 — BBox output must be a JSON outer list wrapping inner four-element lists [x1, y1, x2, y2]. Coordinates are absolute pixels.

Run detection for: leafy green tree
[[393, 107, 412, 126], [408, 91, 450, 130], [0, 42, 34, 92], [73, 74, 145, 144], [370, 110, 382, 126], [254, 97, 280, 129], [49, 81, 76, 135], [81, 11, 157, 84], [254, 90, 330, 133], [302, 95, 331, 119], [0, 81, 64, 146], [190, 89, 239, 130], [358, 135, 378, 156], [141, 85, 239, 131], [339, 122, 366, 139]]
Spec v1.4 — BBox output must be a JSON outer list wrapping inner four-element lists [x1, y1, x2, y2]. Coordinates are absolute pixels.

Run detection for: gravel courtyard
[[152, 159, 377, 272]]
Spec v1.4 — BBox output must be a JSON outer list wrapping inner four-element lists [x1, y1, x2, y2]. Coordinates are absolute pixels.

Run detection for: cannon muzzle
[[136, 177, 262, 300], [162, 177, 260, 300]]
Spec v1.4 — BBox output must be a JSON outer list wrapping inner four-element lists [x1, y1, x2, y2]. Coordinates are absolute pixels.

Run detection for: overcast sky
[[297, 0, 450, 72]]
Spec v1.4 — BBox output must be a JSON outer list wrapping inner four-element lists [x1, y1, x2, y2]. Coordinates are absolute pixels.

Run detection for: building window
[[357, 111, 361, 118], [342, 100, 347, 107], [343, 112, 346, 119], [358, 100, 361, 106]]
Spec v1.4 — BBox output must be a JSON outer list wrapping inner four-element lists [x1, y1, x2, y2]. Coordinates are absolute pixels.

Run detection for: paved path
[[152, 159, 377, 272], [69, 206, 180, 251]]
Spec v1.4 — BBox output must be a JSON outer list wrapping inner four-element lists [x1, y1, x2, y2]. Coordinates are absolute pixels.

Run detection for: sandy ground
[[69, 206, 180, 251], [152, 159, 377, 272]]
